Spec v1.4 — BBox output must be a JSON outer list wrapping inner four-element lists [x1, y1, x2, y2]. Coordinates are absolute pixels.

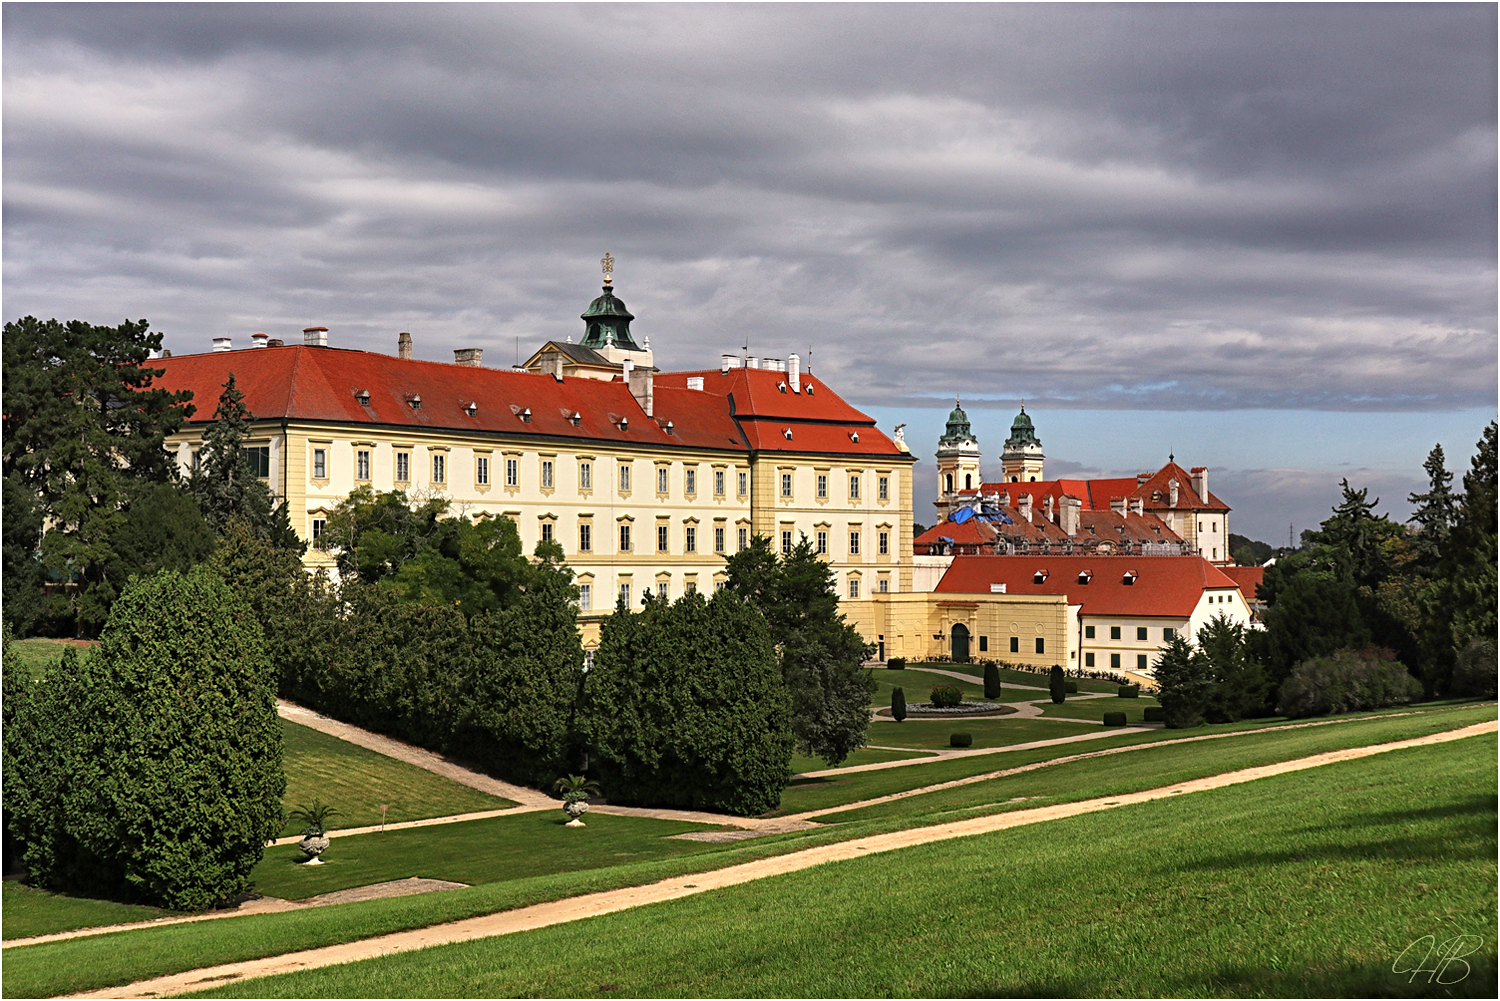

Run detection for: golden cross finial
[[601, 252, 615, 285]]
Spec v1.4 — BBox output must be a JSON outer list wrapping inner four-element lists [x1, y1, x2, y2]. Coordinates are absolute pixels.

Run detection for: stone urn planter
[[563, 799, 589, 827], [298, 834, 331, 864], [553, 774, 601, 828]]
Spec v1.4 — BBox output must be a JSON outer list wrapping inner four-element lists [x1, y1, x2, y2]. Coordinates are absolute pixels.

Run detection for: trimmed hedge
[[1102, 711, 1128, 727], [1143, 706, 1166, 722], [1064, 680, 1078, 694], [891, 687, 907, 722], [949, 732, 973, 748], [1117, 684, 1140, 698], [929, 683, 964, 708], [887, 657, 907, 670]]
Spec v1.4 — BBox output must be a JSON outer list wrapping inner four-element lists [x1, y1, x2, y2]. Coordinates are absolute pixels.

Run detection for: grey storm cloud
[[4, 2, 1495, 411]]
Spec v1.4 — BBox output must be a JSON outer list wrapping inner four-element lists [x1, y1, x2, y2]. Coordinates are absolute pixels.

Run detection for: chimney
[[1129, 497, 1144, 516], [1137, 472, 1151, 486], [267, 338, 284, 348], [1060, 495, 1082, 537], [1191, 466, 1208, 503], [212, 337, 232, 352], [765, 358, 783, 372], [303, 326, 328, 347], [1110, 497, 1126, 515], [744, 357, 760, 369], [541, 350, 564, 380], [161, 349, 172, 358], [787, 353, 801, 392], [721, 353, 738, 373], [628, 363, 654, 417], [398, 331, 413, 360], [251, 332, 268, 349], [454, 348, 484, 367], [686, 376, 705, 391], [1043, 494, 1054, 522], [1169, 479, 1179, 508], [1018, 493, 1033, 522]]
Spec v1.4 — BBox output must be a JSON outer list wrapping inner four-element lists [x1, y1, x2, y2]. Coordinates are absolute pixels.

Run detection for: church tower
[[580, 253, 654, 370], [935, 398, 982, 520], [1001, 404, 1045, 482]]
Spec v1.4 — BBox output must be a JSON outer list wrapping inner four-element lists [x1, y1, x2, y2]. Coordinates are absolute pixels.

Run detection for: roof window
[[664, 420, 675, 435], [849, 431, 859, 443], [777, 382, 788, 393], [1077, 569, 1093, 584], [1033, 569, 1048, 584], [805, 383, 815, 394], [520, 408, 531, 423], [782, 428, 793, 440], [1123, 570, 1138, 585], [355, 389, 371, 406], [406, 393, 421, 410], [464, 402, 478, 417], [570, 411, 582, 427]]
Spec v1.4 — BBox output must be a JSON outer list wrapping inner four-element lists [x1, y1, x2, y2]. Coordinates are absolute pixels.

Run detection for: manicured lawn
[[189, 735, 1498, 999], [1029, 694, 1160, 723], [867, 667, 986, 705], [919, 662, 1124, 693], [278, 720, 514, 837], [252, 810, 726, 900], [788, 746, 933, 774], [864, 716, 1100, 750], [2, 637, 92, 681], [2, 881, 172, 941]]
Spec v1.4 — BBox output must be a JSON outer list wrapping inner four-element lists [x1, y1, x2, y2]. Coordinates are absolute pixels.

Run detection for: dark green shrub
[[1064, 680, 1078, 694], [891, 687, 907, 722], [583, 590, 793, 816], [1049, 665, 1065, 704], [887, 657, 906, 670], [983, 663, 1002, 700], [1276, 647, 1424, 719], [1118, 684, 1140, 698], [929, 683, 963, 708], [949, 732, 973, 748], [1102, 711, 1127, 727], [1143, 706, 1165, 722], [1451, 637, 1497, 698], [2, 567, 284, 910]]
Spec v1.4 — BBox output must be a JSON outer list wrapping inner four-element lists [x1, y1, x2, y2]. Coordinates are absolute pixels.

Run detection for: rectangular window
[[312, 448, 327, 479], [396, 452, 410, 482], [579, 523, 592, 552], [685, 469, 696, 495], [878, 476, 889, 501], [738, 472, 748, 496], [355, 449, 370, 481], [848, 577, 860, 599], [505, 458, 519, 487], [190, 449, 201, 471], [849, 474, 860, 500], [816, 531, 828, 555], [311, 518, 326, 549], [781, 473, 793, 498], [1085, 652, 1096, 667], [620, 465, 631, 491], [781, 530, 793, 555], [619, 583, 631, 606], [978, 636, 988, 652], [685, 526, 697, 553], [1111, 653, 1121, 669], [542, 460, 554, 488], [431, 453, 445, 484], [1136, 627, 1148, 641], [1035, 637, 1045, 654], [1010, 636, 1019, 653], [685, 580, 697, 595], [738, 527, 748, 551], [1110, 626, 1122, 640], [578, 584, 591, 611], [817, 474, 828, 499], [716, 579, 727, 592], [658, 525, 670, 553], [657, 467, 669, 493], [1085, 625, 1096, 639], [580, 461, 592, 490], [878, 578, 889, 593], [1164, 627, 1175, 640], [541, 522, 554, 544], [1137, 654, 1149, 670], [245, 446, 271, 478], [619, 524, 632, 552], [714, 527, 725, 553], [476, 455, 489, 485], [714, 470, 725, 496], [657, 581, 669, 600], [849, 531, 860, 555], [878, 531, 889, 555]]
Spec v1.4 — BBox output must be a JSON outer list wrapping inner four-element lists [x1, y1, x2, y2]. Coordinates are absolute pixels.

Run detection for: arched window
[[964, 473, 973, 490], [1010, 475, 1018, 483], [945, 473, 954, 493]]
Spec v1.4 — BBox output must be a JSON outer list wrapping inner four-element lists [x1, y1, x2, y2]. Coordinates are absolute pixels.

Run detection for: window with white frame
[[738, 471, 748, 496], [580, 461, 592, 490], [848, 577, 860, 599], [878, 530, 889, 555], [816, 530, 828, 555], [781, 530, 793, 554], [578, 523, 592, 551], [738, 527, 748, 551], [476, 456, 489, 485], [311, 518, 327, 549], [431, 453, 445, 484], [658, 524, 669, 552], [849, 474, 860, 500], [541, 460, 554, 488], [685, 469, 696, 494], [541, 521, 554, 544], [657, 580, 669, 599], [395, 452, 410, 482], [878, 475, 889, 501], [714, 470, 725, 496], [685, 526, 697, 552], [619, 582, 631, 606], [781, 472, 792, 498], [312, 448, 327, 479], [657, 467, 669, 493], [356, 449, 371, 481], [579, 583, 592, 610], [620, 464, 631, 491], [505, 458, 519, 486], [849, 530, 860, 555], [714, 526, 725, 552], [878, 577, 889, 593], [816, 474, 828, 498], [619, 523, 632, 552]]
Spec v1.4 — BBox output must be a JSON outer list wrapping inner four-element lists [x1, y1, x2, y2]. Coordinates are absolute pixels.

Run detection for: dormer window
[[1123, 570, 1138, 585], [805, 383, 815, 394], [407, 393, 422, 410], [618, 416, 628, 431], [355, 389, 371, 406], [777, 382, 788, 393], [464, 402, 478, 417], [849, 431, 859, 443], [783, 428, 793, 440], [664, 420, 675, 435], [1078, 569, 1093, 584], [520, 408, 532, 423], [570, 411, 582, 427], [1033, 569, 1048, 584]]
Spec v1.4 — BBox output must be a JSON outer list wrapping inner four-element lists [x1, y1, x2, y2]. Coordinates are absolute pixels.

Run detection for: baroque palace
[[153, 264, 1254, 676]]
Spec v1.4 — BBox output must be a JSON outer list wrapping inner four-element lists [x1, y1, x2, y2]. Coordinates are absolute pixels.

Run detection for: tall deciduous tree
[[1, 317, 194, 631], [723, 535, 875, 766]]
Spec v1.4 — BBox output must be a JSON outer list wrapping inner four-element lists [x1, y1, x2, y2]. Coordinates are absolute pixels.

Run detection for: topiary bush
[[1118, 684, 1140, 698], [3, 567, 284, 910], [949, 732, 973, 748], [1102, 711, 1127, 727], [929, 683, 963, 708], [887, 657, 906, 670], [1049, 664, 1066, 704], [1064, 680, 1078, 694], [1143, 706, 1166, 722], [891, 686, 907, 722], [1276, 647, 1424, 719], [983, 663, 1002, 700]]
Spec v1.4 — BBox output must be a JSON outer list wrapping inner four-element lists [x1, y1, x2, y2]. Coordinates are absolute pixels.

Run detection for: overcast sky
[[5, 3, 1495, 543]]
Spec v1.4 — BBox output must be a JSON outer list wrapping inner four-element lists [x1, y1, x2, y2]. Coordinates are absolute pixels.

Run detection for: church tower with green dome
[[935, 397, 982, 519], [579, 253, 654, 370], [1001, 404, 1045, 482]]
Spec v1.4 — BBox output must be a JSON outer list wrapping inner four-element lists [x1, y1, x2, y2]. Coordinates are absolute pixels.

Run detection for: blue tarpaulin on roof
[[950, 507, 975, 523]]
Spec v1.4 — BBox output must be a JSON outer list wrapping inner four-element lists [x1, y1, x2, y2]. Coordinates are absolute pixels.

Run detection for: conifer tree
[[1154, 635, 1210, 728], [189, 374, 279, 539], [983, 662, 1002, 700], [1049, 664, 1065, 704], [1407, 443, 1457, 564]]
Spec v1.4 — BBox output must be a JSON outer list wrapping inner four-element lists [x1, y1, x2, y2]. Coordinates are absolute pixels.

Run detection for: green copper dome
[[580, 285, 640, 351], [939, 399, 976, 447], [1006, 405, 1039, 446]]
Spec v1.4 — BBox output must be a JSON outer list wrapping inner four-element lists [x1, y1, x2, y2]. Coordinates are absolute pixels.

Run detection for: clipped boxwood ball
[[1143, 706, 1166, 722], [1102, 711, 1128, 727], [950, 732, 973, 748]]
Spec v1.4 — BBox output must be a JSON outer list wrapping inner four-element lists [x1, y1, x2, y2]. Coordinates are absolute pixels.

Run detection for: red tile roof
[[979, 461, 1229, 513], [914, 519, 998, 549], [1219, 565, 1266, 601], [935, 555, 1241, 617]]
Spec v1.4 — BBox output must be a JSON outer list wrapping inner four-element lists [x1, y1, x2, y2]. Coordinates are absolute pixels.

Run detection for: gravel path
[[66, 720, 1495, 1000]]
